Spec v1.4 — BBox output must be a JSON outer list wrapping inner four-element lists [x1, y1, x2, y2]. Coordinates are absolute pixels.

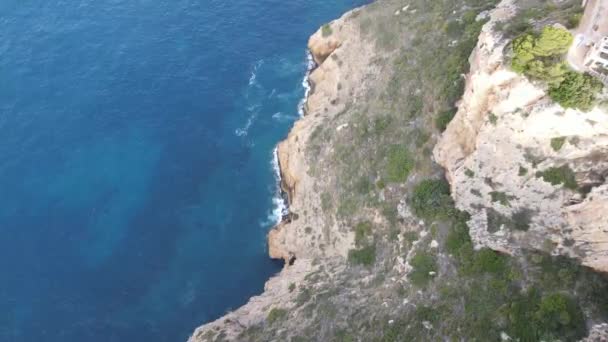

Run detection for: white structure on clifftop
[[584, 36, 608, 69], [568, 0, 608, 82]]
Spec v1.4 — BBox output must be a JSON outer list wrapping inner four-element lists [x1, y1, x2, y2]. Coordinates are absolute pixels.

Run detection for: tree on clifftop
[[532, 26, 573, 57], [511, 26, 573, 78], [511, 25, 601, 111]]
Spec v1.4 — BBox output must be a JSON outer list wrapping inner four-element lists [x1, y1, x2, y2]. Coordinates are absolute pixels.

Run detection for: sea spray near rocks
[[268, 52, 316, 226], [248, 59, 264, 87], [298, 52, 316, 117], [269, 146, 289, 225]]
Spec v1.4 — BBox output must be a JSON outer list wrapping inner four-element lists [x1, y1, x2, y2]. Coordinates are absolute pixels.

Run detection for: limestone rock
[[188, 5, 374, 340], [434, 0, 608, 272]]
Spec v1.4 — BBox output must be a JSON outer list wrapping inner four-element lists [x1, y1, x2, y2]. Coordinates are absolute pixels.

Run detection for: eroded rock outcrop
[[434, 1, 608, 272], [189, 6, 374, 341], [190, 1, 608, 340]]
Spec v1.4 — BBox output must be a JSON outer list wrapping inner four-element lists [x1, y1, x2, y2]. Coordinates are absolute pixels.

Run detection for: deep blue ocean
[[0, 1, 367, 341]]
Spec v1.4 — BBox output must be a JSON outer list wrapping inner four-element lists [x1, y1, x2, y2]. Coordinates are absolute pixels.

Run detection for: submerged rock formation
[[434, 1, 608, 272]]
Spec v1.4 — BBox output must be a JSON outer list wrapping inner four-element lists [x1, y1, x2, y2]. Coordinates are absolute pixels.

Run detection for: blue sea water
[[0, 1, 367, 341]]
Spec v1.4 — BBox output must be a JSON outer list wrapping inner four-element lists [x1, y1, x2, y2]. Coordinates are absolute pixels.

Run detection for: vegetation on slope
[[379, 181, 601, 341], [225, 1, 608, 341], [511, 26, 602, 110]]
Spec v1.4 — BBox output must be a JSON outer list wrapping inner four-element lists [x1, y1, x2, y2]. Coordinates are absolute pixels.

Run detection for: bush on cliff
[[511, 26, 602, 110], [321, 24, 333, 37], [508, 290, 586, 341], [548, 71, 603, 111], [348, 244, 376, 266], [536, 165, 578, 190], [436, 109, 457, 132], [266, 308, 288, 324], [386, 145, 414, 183], [410, 179, 454, 220], [512, 26, 572, 64], [408, 251, 437, 287]]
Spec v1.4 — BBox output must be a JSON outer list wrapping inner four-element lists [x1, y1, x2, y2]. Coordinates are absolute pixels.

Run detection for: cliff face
[[189, 7, 374, 341], [268, 7, 375, 265], [434, 3, 608, 272], [190, 1, 608, 341]]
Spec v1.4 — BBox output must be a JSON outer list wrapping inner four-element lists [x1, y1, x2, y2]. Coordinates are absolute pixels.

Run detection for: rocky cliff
[[434, 1, 608, 272], [190, 1, 608, 341], [189, 7, 374, 341]]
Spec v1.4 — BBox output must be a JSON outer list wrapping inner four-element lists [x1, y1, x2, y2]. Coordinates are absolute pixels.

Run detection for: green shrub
[[446, 215, 473, 254], [354, 221, 372, 246], [288, 283, 296, 293], [567, 13, 583, 29], [267, 308, 288, 324], [531, 26, 573, 57], [486, 208, 510, 233], [537, 293, 571, 325], [410, 179, 454, 220], [386, 145, 414, 182], [511, 208, 533, 231], [490, 191, 510, 206], [526, 60, 569, 86], [512, 26, 572, 73], [548, 71, 603, 111], [536, 165, 577, 190], [409, 251, 437, 287], [508, 290, 586, 341], [355, 176, 373, 194], [474, 248, 508, 274], [414, 129, 430, 148], [551, 137, 566, 151], [403, 231, 419, 246], [373, 116, 392, 135], [348, 245, 376, 266], [295, 287, 311, 306], [334, 330, 355, 342], [445, 20, 466, 38], [436, 109, 456, 132], [488, 112, 498, 125], [337, 198, 357, 218], [464, 168, 475, 178], [511, 26, 602, 110], [501, 19, 532, 37], [321, 24, 333, 37], [518, 166, 528, 176], [487, 207, 533, 233], [414, 306, 439, 324], [446, 218, 475, 275], [382, 204, 399, 226]]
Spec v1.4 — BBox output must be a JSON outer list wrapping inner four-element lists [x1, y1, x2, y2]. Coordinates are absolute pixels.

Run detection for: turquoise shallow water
[[0, 0, 367, 341]]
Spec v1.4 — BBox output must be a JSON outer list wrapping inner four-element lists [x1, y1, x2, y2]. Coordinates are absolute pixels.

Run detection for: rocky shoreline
[[188, 6, 371, 340], [190, 1, 608, 340]]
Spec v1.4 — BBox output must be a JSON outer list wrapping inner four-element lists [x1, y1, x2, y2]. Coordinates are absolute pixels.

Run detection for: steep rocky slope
[[434, 1, 608, 272], [190, 1, 608, 341], [189, 7, 375, 340]]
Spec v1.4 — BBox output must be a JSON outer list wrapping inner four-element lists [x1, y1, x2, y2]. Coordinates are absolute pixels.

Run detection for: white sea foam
[[267, 147, 288, 226], [297, 52, 316, 117], [265, 52, 316, 227], [234, 106, 258, 137], [248, 59, 264, 86], [272, 111, 298, 122]]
